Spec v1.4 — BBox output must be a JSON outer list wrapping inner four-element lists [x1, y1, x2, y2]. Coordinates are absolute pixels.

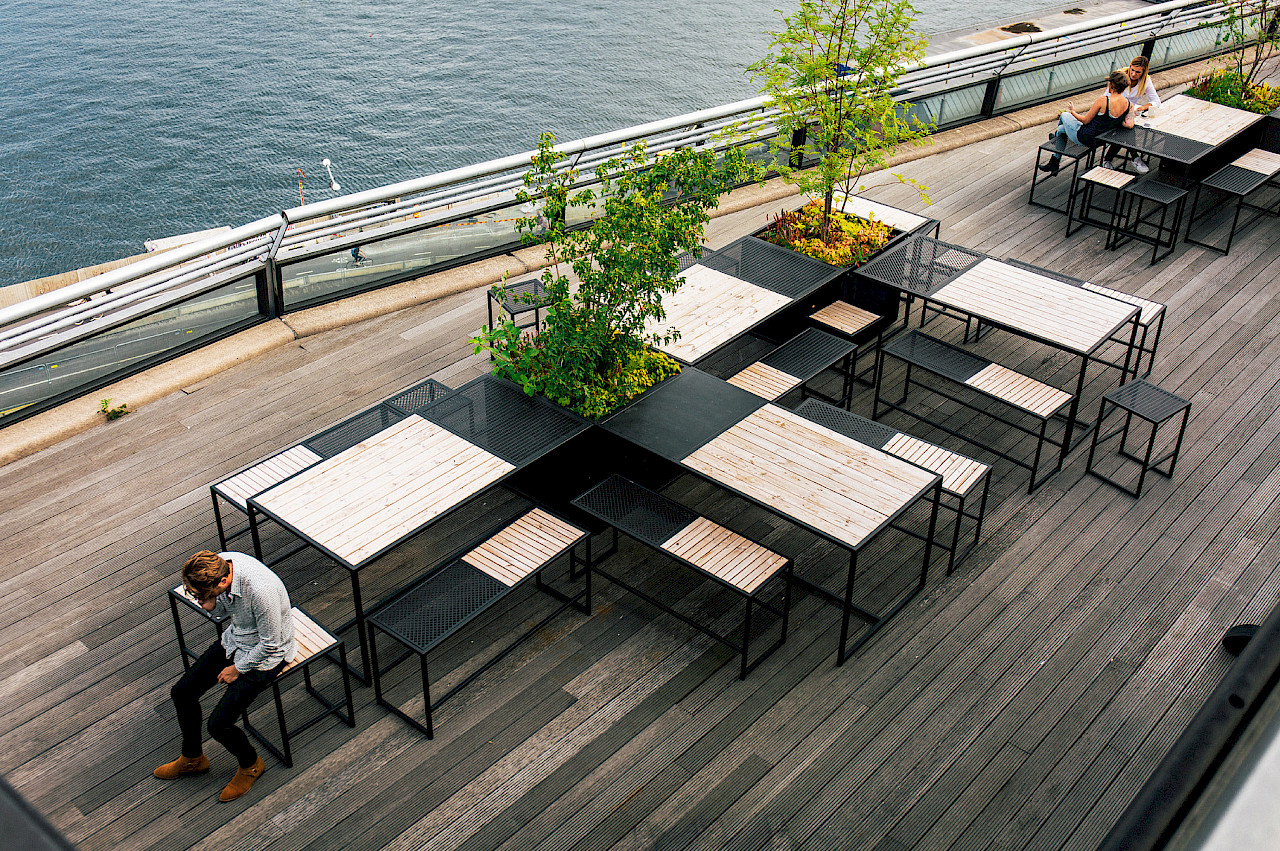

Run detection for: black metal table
[[657, 236, 846, 366], [245, 374, 591, 680], [855, 235, 1140, 450], [601, 368, 942, 664]]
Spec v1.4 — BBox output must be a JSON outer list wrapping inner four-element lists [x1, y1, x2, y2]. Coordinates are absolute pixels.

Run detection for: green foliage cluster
[[99, 398, 129, 420], [1186, 69, 1280, 114], [748, 0, 932, 241], [1214, 0, 1280, 89], [474, 134, 758, 418], [760, 201, 892, 267]]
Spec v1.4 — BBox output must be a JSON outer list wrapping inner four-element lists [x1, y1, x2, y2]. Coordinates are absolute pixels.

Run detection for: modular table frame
[[367, 508, 590, 737], [572, 474, 793, 679], [601, 368, 943, 665], [242, 375, 591, 682]]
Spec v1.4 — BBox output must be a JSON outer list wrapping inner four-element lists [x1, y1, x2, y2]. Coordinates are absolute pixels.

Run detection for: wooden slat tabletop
[[1143, 94, 1263, 146], [646, 264, 791, 363], [682, 404, 938, 549], [253, 415, 514, 567], [931, 258, 1137, 354]]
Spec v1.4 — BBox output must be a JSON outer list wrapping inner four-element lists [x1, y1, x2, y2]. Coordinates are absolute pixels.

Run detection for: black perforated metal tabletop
[[854, 235, 986, 296], [695, 235, 846, 299]]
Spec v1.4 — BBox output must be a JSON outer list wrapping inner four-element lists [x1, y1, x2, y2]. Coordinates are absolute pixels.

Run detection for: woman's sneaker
[[1130, 156, 1150, 175]]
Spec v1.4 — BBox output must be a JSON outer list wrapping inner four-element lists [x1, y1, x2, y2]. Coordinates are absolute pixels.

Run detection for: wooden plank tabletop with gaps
[[726, 362, 801, 400], [682, 404, 938, 550], [252, 415, 514, 567], [832, 192, 930, 232], [930, 258, 1138, 354], [1143, 93, 1264, 146], [646, 264, 791, 363]]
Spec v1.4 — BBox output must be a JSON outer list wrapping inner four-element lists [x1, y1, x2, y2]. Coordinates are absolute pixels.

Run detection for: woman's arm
[[1069, 94, 1106, 125], [1144, 78, 1161, 109]]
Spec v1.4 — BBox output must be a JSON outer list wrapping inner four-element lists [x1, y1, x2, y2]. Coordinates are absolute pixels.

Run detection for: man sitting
[[154, 551, 296, 802]]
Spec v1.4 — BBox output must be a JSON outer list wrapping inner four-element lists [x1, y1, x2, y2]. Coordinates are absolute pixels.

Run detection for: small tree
[[1219, 0, 1280, 87], [474, 134, 757, 418], [749, 0, 932, 241]]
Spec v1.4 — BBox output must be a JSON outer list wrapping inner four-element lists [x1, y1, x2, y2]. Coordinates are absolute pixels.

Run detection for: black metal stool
[[1085, 380, 1191, 498], [1029, 140, 1092, 214], [1113, 178, 1188, 265], [486, 276, 549, 332]]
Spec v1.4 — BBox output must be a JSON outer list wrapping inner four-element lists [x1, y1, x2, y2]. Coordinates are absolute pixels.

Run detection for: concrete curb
[[0, 54, 1230, 465]]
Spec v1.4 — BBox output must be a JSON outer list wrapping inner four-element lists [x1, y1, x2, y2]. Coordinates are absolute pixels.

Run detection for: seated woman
[[1104, 56, 1161, 173], [1039, 70, 1134, 177]]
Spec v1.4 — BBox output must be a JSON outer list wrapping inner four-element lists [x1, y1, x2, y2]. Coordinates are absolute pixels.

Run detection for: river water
[[2, 0, 1048, 286]]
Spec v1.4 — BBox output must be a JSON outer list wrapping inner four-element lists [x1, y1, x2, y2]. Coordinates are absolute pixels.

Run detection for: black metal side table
[[1085, 379, 1191, 497], [486, 276, 549, 333]]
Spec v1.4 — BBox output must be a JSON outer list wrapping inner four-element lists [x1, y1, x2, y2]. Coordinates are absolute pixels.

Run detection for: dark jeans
[[171, 641, 283, 768]]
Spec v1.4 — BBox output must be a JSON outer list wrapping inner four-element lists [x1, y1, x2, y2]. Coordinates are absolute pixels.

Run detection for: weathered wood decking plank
[[7, 109, 1280, 851]]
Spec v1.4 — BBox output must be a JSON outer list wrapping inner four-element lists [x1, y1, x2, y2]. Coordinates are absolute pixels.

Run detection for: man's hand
[[217, 665, 240, 684]]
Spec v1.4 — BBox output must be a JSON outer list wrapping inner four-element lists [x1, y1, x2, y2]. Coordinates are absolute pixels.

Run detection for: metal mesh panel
[[882, 331, 989, 384], [762, 328, 854, 380], [793, 399, 895, 449], [494, 277, 550, 317], [370, 561, 507, 653], [1124, 178, 1188, 204], [303, 405, 405, 458], [384, 379, 452, 417], [1202, 164, 1270, 196], [418, 376, 587, 466], [1106, 127, 1213, 166], [1106, 380, 1191, 424], [698, 236, 844, 299], [856, 236, 985, 295], [572, 475, 695, 546]]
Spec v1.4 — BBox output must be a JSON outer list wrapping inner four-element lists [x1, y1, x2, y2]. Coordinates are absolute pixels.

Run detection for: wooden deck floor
[[6, 118, 1280, 851]]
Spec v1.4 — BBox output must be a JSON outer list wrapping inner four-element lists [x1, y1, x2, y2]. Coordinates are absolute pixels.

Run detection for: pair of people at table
[[1040, 56, 1161, 177]]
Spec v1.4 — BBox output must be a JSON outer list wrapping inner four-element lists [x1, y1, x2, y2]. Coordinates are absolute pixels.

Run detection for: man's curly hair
[[182, 551, 230, 600]]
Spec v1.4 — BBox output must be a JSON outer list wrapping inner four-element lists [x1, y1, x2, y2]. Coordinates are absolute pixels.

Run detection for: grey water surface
[[1, 0, 1038, 285]]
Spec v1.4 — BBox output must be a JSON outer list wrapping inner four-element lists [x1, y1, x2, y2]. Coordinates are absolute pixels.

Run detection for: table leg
[[1064, 354, 1091, 453], [837, 550, 859, 667], [349, 571, 371, 684]]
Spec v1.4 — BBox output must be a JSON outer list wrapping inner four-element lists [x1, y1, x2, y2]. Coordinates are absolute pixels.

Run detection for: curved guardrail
[[0, 0, 1253, 425]]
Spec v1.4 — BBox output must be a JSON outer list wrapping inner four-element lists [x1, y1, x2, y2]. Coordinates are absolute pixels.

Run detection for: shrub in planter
[[474, 134, 758, 419], [1186, 69, 1280, 114], [759, 201, 893, 268]]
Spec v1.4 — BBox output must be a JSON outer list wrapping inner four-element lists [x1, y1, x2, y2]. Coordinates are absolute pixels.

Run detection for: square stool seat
[[1085, 379, 1191, 497]]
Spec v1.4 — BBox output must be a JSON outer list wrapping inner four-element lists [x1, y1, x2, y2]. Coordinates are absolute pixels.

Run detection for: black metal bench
[[873, 330, 1074, 493], [571, 475, 793, 679], [167, 590, 355, 767], [1184, 148, 1280, 255], [726, 327, 856, 408], [793, 399, 990, 574], [366, 508, 589, 737]]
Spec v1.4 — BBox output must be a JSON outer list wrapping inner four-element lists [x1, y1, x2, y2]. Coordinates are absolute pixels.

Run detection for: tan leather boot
[[153, 754, 210, 779], [219, 755, 265, 802]]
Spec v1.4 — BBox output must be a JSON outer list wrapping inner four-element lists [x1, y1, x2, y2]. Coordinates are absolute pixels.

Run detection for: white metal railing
[[0, 0, 1254, 422]]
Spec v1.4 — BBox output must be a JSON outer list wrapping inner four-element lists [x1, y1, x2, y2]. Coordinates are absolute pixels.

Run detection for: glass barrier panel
[[1152, 25, 1231, 67], [279, 204, 525, 310], [997, 47, 1134, 110], [0, 274, 261, 425], [905, 82, 987, 128]]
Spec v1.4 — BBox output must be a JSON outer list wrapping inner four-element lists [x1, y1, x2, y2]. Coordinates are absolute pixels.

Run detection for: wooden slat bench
[[1185, 147, 1280, 255], [571, 474, 793, 679], [1003, 258, 1166, 379], [166, 592, 355, 767], [793, 399, 991, 573], [726, 328, 856, 407], [211, 446, 323, 560], [366, 508, 589, 737], [873, 330, 1075, 493]]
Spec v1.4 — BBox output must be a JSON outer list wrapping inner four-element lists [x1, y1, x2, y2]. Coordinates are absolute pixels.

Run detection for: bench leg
[[740, 597, 753, 681], [169, 593, 192, 673], [420, 655, 435, 740], [836, 550, 859, 667]]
